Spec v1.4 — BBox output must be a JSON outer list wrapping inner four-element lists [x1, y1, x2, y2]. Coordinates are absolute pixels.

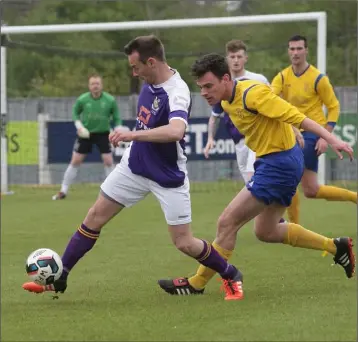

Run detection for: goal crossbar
[[0, 12, 327, 192], [1, 12, 326, 35]]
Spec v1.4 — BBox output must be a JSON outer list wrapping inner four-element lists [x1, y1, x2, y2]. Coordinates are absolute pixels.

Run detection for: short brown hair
[[88, 73, 102, 80], [124, 35, 166, 63], [225, 40, 247, 54]]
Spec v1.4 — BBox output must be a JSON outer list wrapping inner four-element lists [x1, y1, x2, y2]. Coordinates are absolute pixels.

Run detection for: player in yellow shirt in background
[[158, 53, 355, 300], [271, 35, 357, 224]]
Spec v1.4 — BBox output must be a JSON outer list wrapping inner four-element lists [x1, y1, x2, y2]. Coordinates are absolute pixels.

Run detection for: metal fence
[[6, 87, 357, 187]]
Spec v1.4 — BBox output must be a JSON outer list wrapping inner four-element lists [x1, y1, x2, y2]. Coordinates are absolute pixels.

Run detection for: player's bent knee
[[174, 239, 194, 256], [169, 223, 195, 256], [254, 224, 277, 242], [84, 196, 121, 230], [84, 206, 106, 231], [254, 229, 268, 242], [216, 213, 239, 244], [301, 171, 319, 198], [71, 152, 85, 166], [254, 229, 271, 242], [217, 212, 237, 232], [172, 234, 195, 256]]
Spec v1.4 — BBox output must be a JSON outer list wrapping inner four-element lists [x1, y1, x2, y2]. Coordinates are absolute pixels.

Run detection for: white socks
[[60, 165, 79, 194], [60, 164, 114, 194]]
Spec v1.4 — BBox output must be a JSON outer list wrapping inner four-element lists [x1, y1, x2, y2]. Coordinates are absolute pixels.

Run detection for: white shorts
[[100, 157, 191, 226], [235, 139, 256, 178]]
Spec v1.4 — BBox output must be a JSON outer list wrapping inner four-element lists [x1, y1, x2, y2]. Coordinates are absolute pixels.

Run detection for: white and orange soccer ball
[[25, 248, 63, 285]]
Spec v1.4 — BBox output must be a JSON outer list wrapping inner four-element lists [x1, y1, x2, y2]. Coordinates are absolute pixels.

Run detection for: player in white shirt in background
[[204, 40, 269, 183]]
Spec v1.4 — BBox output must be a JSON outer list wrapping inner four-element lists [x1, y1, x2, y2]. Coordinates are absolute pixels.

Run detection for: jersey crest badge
[[151, 96, 160, 114]]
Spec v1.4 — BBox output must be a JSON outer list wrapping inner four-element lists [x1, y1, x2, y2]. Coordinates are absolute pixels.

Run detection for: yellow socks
[[286, 186, 356, 224], [316, 185, 357, 203], [188, 242, 233, 290], [283, 223, 336, 255], [287, 191, 300, 224]]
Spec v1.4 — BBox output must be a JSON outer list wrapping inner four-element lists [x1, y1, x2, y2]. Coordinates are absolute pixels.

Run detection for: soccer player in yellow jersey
[[158, 53, 355, 300], [271, 35, 357, 224]]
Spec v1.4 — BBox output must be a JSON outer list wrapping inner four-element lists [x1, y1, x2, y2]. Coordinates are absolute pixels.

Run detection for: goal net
[[2, 9, 355, 194]]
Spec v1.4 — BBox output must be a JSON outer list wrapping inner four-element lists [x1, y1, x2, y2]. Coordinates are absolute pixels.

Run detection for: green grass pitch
[[1, 184, 357, 341]]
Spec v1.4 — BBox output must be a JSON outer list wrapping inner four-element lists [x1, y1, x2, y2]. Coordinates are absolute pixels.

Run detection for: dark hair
[[226, 39, 247, 54], [191, 53, 230, 79], [124, 35, 166, 63], [288, 35, 307, 48]]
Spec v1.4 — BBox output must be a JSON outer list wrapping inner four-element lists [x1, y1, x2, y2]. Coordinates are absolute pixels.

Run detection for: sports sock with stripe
[[61, 223, 100, 278]]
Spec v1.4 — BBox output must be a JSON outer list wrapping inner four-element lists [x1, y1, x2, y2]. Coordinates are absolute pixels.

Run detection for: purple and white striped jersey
[[127, 71, 191, 188]]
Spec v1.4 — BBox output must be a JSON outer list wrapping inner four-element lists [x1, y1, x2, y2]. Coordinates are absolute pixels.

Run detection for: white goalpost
[[0, 45, 12, 194], [0, 12, 327, 193]]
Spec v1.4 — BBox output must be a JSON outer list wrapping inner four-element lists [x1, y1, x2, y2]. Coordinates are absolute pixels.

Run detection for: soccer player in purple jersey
[[23, 35, 244, 301]]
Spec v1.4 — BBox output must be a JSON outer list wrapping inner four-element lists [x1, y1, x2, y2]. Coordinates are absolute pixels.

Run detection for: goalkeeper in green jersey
[[52, 74, 122, 200]]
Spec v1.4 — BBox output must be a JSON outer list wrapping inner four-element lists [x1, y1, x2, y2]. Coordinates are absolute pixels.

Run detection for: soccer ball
[[25, 248, 63, 285]]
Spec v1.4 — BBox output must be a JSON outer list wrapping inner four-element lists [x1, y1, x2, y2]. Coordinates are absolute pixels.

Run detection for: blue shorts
[[247, 144, 304, 207], [302, 132, 320, 172]]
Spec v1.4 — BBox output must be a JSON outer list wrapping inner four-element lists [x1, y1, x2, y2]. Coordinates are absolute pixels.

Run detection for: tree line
[[2, 0, 357, 97]]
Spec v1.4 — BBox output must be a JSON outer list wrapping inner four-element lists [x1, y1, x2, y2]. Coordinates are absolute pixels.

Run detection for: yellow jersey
[[271, 65, 339, 127], [215, 80, 306, 157]]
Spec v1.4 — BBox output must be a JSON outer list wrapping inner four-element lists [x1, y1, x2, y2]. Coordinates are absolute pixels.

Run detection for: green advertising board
[[328, 112, 357, 158], [7, 121, 39, 165]]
